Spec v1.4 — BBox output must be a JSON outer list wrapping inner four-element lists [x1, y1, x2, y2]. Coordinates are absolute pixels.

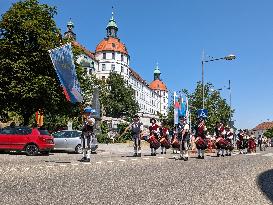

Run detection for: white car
[[52, 130, 98, 154]]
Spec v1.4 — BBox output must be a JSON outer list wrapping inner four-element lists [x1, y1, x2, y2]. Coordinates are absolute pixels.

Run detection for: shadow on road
[[257, 169, 273, 203]]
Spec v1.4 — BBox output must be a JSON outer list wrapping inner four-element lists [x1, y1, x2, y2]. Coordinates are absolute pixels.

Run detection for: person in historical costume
[[243, 130, 249, 154], [195, 117, 207, 159], [224, 127, 234, 156], [80, 106, 96, 162], [159, 121, 170, 154], [214, 121, 227, 157], [237, 129, 245, 154], [176, 116, 190, 161], [248, 132, 256, 153], [148, 118, 161, 156], [171, 127, 180, 153], [130, 115, 144, 157]]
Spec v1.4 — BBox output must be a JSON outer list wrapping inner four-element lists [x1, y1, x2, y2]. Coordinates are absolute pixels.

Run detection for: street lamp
[[201, 54, 236, 109]]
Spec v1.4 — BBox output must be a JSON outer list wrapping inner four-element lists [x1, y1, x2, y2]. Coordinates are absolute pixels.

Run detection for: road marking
[[96, 161, 102, 164], [262, 153, 273, 157], [60, 164, 67, 167], [143, 158, 149, 160], [71, 163, 79, 166], [157, 156, 165, 159], [131, 159, 138, 161], [83, 163, 91, 165], [107, 161, 114, 163], [118, 160, 126, 162]]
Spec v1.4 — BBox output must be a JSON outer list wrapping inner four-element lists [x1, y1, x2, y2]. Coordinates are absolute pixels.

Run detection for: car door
[[11, 127, 31, 150], [52, 131, 67, 150], [0, 127, 13, 150], [66, 131, 81, 151]]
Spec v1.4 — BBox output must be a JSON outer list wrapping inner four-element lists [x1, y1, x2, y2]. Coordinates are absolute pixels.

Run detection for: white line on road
[[157, 156, 165, 159], [262, 153, 273, 157], [131, 159, 138, 161], [96, 161, 102, 164], [118, 160, 126, 162], [107, 161, 114, 163], [143, 158, 149, 160], [83, 163, 91, 165]]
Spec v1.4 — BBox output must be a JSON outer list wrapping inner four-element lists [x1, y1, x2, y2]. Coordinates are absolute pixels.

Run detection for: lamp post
[[201, 54, 236, 109]]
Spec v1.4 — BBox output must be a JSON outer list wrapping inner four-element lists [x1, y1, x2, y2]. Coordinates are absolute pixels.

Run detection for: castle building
[[63, 12, 168, 125]]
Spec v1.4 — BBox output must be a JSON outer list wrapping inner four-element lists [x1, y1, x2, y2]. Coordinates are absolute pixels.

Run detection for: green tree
[[101, 72, 139, 119], [188, 82, 234, 133], [264, 128, 273, 138], [166, 82, 234, 133], [0, 0, 69, 125]]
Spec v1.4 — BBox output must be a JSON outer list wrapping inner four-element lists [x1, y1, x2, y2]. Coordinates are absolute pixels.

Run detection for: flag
[[173, 92, 179, 125], [49, 43, 83, 103]]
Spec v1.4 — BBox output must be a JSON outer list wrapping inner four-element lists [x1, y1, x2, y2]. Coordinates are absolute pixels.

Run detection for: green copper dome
[[154, 64, 161, 74], [107, 12, 118, 29]]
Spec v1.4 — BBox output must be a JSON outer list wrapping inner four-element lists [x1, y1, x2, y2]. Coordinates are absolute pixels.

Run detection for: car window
[[63, 132, 71, 138], [0, 127, 16, 134], [16, 127, 32, 135], [38, 129, 50, 135], [72, 131, 81, 138], [52, 132, 65, 138]]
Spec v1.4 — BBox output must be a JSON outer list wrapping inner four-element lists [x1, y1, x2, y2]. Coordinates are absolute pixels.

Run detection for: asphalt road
[[0, 145, 273, 205]]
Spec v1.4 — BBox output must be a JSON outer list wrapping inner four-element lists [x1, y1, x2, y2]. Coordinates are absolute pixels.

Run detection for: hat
[[84, 106, 96, 113]]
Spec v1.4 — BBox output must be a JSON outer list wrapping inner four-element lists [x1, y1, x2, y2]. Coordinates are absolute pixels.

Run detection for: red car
[[0, 126, 55, 156]]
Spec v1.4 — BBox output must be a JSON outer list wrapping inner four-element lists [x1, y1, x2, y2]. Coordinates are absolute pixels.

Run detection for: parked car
[[0, 126, 54, 156], [51, 130, 98, 154]]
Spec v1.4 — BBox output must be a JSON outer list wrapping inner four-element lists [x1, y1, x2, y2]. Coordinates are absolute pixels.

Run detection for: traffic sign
[[197, 109, 208, 118]]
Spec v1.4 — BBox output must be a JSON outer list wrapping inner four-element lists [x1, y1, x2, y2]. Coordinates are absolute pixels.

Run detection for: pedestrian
[[148, 118, 160, 156], [80, 106, 96, 162], [176, 116, 190, 161], [215, 121, 226, 157], [225, 126, 234, 156], [195, 117, 207, 159], [159, 120, 170, 154]]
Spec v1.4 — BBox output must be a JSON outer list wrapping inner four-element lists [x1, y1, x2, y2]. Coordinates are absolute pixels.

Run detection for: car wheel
[[25, 144, 39, 156], [75, 145, 82, 154]]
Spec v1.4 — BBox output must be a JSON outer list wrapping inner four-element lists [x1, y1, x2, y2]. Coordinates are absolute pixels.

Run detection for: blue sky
[[1, 0, 273, 129]]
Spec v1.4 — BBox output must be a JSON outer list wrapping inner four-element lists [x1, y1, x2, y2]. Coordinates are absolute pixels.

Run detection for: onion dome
[[95, 37, 128, 54], [149, 79, 167, 91]]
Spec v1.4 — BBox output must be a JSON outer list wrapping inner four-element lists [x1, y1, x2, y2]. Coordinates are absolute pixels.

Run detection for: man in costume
[[149, 118, 160, 156], [237, 129, 245, 154], [224, 126, 234, 156], [195, 117, 207, 159], [159, 121, 170, 154], [131, 115, 143, 157], [80, 106, 96, 162], [215, 121, 226, 157], [177, 116, 190, 161]]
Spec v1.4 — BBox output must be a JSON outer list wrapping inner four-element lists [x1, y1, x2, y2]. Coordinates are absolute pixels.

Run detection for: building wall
[[78, 49, 168, 123]]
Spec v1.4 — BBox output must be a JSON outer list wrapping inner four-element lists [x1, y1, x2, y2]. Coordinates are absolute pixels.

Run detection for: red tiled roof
[[95, 37, 128, 55], [253, 122, 273, 130], [149, 79, 167, 91], [72, 41, 96, 60]]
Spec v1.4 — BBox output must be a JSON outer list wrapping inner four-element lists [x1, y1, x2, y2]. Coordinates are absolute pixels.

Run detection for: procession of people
[[80, 106, 270, 162]]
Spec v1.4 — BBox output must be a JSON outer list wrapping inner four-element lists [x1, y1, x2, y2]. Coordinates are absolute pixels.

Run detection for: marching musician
[[177, 116, 190, 161], [80, 106, 96, 162], [215, 121, 226, 157], [225, 126, 234, 156], [160, 120, 170, 154], [149, 118, 160, 156], [195, 117, 207, 159]]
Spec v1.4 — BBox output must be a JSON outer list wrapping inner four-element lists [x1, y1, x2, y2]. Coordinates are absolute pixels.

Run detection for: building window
[[102, 64, 106, 71], [112, 53, 115, 60], [102, 76, 106, 81], [111, 64, 115, 72], [121, 54, 124, 62], [103, 53, 106, 59], [121, 66, 124, 73]]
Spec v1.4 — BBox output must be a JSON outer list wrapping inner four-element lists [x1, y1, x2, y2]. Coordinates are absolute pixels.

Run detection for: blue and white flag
[[49, 43, 83, 103]]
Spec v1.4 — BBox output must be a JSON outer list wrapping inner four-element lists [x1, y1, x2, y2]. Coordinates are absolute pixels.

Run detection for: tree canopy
[[0, 0, 66, 125]]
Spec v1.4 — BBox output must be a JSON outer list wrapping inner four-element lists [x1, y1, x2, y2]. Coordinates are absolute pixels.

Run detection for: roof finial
[[111, 6, 114, 20]]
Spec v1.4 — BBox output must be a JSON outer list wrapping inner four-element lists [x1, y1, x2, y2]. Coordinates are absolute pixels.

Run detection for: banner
[[49, 43, 83, 103], [173, 92, 179, 125]]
